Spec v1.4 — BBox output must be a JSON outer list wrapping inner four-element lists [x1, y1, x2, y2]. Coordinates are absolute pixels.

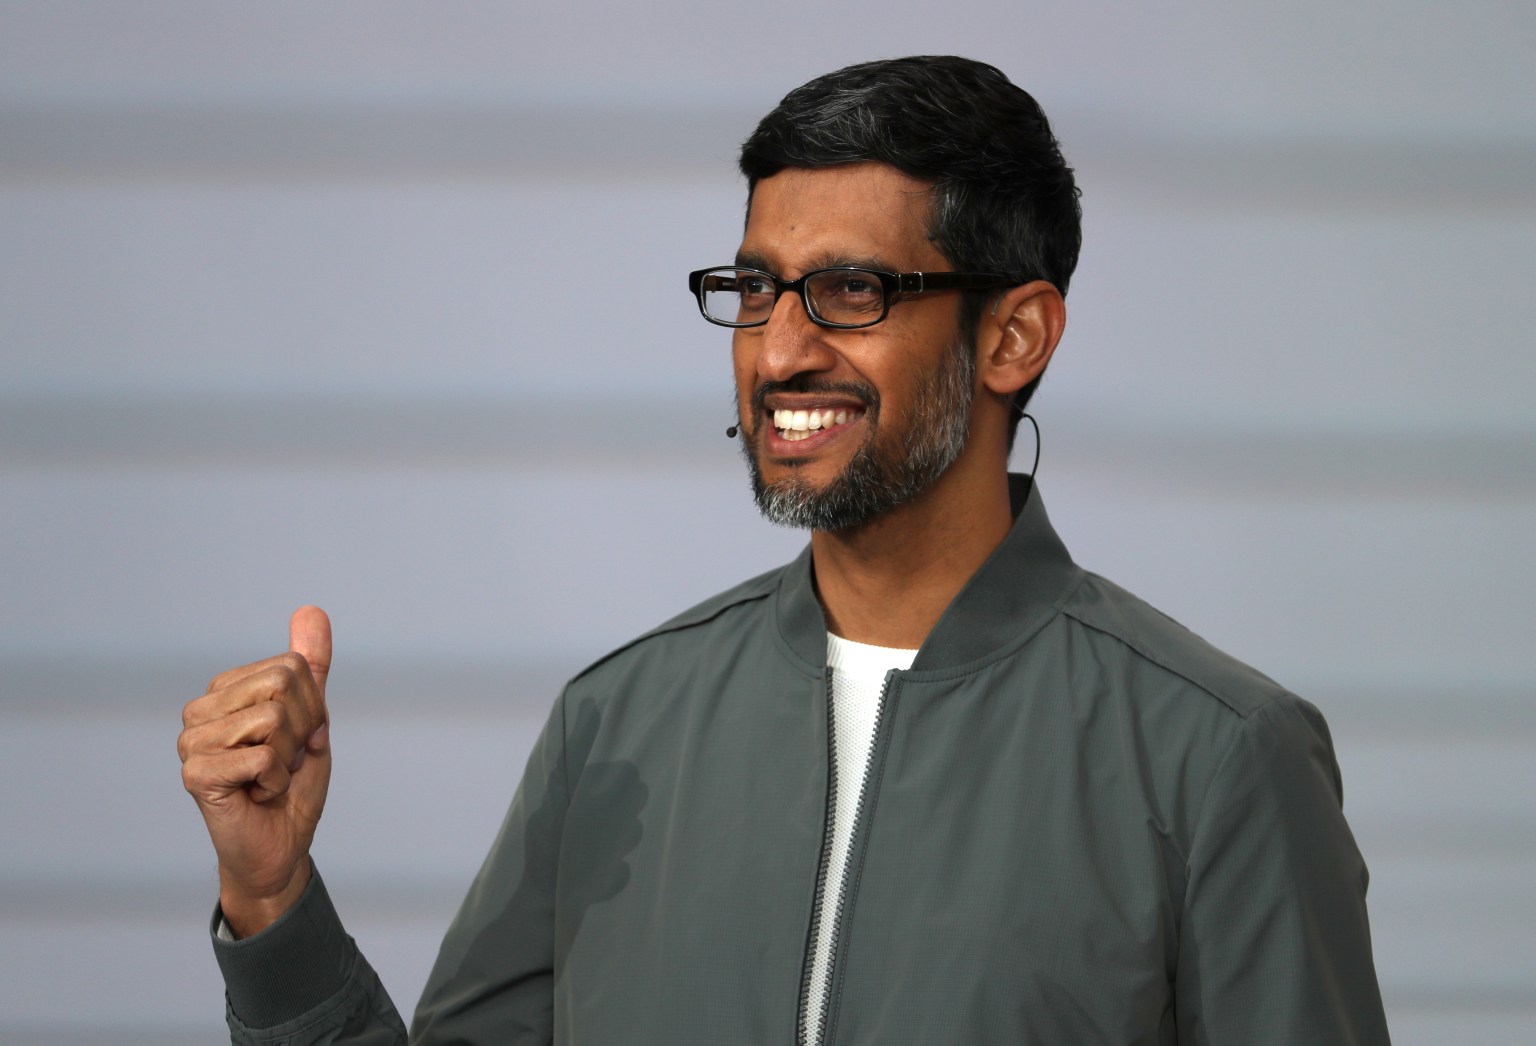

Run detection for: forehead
[[739, 163, 950, 274]]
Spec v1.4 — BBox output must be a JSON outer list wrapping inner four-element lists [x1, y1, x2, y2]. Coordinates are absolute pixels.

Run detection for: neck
[[810, 457, 1014, 650]]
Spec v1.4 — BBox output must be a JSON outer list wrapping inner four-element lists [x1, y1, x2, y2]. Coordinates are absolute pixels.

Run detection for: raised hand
[[178, 606, 333, 937]]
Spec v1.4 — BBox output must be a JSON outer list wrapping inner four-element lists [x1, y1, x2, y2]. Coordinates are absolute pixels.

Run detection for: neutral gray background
[[2, 2, 1532, 1043]]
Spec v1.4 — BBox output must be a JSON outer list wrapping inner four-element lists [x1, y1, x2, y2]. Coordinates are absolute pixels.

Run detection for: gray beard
[[741, 341, 976, 532]]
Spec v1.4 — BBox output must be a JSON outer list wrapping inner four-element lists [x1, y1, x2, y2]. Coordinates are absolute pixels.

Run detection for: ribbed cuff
[[209, 866, 356, 1029]]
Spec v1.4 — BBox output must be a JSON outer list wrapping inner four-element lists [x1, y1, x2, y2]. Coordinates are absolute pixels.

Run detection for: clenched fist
[[178, 606, 333, 938]]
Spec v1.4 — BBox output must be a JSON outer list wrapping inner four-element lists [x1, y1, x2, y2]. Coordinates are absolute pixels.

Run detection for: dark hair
[[739, 56, 1081, 447]]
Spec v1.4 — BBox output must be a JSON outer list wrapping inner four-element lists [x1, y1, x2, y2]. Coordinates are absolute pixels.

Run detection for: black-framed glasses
[[688, 266, 1022, 330]]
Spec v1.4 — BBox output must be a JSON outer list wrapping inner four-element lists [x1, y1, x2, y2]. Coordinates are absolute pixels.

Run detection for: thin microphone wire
[[1017, 408, 1042, 511]]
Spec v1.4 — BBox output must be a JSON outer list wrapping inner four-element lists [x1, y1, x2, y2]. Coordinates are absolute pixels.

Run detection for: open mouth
[[772, 407, 865, 442]]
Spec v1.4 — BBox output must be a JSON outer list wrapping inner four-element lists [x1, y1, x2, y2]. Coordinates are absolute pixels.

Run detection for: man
[[179, 57, 1390, 1044]]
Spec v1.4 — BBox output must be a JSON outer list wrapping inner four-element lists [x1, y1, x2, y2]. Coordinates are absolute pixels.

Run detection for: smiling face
[[733, 163, 979, 532]]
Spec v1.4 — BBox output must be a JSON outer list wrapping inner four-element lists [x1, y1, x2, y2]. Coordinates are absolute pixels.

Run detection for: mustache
[[750, 378, 879, 416]]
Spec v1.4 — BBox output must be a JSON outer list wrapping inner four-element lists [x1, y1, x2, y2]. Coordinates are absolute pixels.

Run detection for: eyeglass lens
[[700, 268, 887, 327]]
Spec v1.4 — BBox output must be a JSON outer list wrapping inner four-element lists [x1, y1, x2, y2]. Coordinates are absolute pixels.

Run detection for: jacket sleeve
[[212, 868, 409, 1045], [1175, 696, 1391, 1045], [211, 691, 571, 1045]]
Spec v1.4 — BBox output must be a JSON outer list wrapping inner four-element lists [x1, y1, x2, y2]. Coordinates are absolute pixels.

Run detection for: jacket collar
[[774, 474, 1083, 672]]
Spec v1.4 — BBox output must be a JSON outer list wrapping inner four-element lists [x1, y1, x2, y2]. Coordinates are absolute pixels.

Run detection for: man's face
[[732, 163, 977, 532]]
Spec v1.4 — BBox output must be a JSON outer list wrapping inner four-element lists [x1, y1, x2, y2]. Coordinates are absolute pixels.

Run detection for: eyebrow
[[733, 249, 773, 270], [732, 249, 900, 275]]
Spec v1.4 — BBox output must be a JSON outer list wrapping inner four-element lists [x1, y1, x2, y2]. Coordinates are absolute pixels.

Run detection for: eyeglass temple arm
[[894, 272, 1023, 293]]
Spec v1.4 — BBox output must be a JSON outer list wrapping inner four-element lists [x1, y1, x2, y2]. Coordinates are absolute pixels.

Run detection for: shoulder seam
[[568, 576, 779, 685], [1055, 598, 1280, 722]]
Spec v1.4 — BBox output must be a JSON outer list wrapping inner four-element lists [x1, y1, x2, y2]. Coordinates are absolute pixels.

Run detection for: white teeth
[[772, 406, 862, 437]]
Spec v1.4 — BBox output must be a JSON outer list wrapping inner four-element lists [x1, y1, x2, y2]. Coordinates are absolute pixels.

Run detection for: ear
[[976, 280, 1065, 396]]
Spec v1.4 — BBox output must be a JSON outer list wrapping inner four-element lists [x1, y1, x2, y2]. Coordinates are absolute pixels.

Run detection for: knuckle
[[254, 699, 289, 733], [266, 661, 305, 701], [266, 662, 294, 689], [250, 745, 281, 775], [181, 753, 222, 796]]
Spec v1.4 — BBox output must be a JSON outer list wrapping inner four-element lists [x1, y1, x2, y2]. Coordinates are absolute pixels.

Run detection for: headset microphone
[[726, 425, 739, 438]]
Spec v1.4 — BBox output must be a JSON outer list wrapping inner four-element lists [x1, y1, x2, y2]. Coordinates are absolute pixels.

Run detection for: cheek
[[732, 338, 756, 398]]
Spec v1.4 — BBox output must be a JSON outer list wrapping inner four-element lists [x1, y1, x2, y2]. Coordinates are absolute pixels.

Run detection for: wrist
[[218, 858, 312, 939]]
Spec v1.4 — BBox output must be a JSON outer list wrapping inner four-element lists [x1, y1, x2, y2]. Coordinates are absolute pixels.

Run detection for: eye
[[701, 269, 778, 324], [815, 270, 884, 313], [739, 275, 775, 302]]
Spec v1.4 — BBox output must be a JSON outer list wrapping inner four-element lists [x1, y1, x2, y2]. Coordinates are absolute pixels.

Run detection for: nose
[[749, 289, 837, 384]]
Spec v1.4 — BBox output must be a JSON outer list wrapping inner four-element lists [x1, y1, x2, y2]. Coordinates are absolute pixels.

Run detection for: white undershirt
[[802, 632, 919, 1046]]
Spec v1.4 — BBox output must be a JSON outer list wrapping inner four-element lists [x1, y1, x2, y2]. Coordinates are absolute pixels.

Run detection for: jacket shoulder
[[567, 562, 787, 686], [1057, 570, 1293, 721]]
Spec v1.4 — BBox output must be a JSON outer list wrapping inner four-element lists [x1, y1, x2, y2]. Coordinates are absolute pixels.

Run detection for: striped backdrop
[[2, 4, 1532, 1042]]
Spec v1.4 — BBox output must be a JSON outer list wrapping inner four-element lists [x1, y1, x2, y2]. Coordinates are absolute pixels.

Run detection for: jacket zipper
[[796, 669, 898, 1046]]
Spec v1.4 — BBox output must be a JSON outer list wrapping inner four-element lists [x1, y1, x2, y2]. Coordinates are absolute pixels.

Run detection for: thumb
[[289, 604, 332, 699]]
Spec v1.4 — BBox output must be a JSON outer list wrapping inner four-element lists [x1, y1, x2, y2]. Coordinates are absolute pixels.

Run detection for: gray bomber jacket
[[213, 477, 1390, 1044]]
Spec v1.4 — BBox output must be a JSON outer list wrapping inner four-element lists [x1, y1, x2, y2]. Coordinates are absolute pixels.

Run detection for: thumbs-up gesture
[[178, 606, 333, 937]]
